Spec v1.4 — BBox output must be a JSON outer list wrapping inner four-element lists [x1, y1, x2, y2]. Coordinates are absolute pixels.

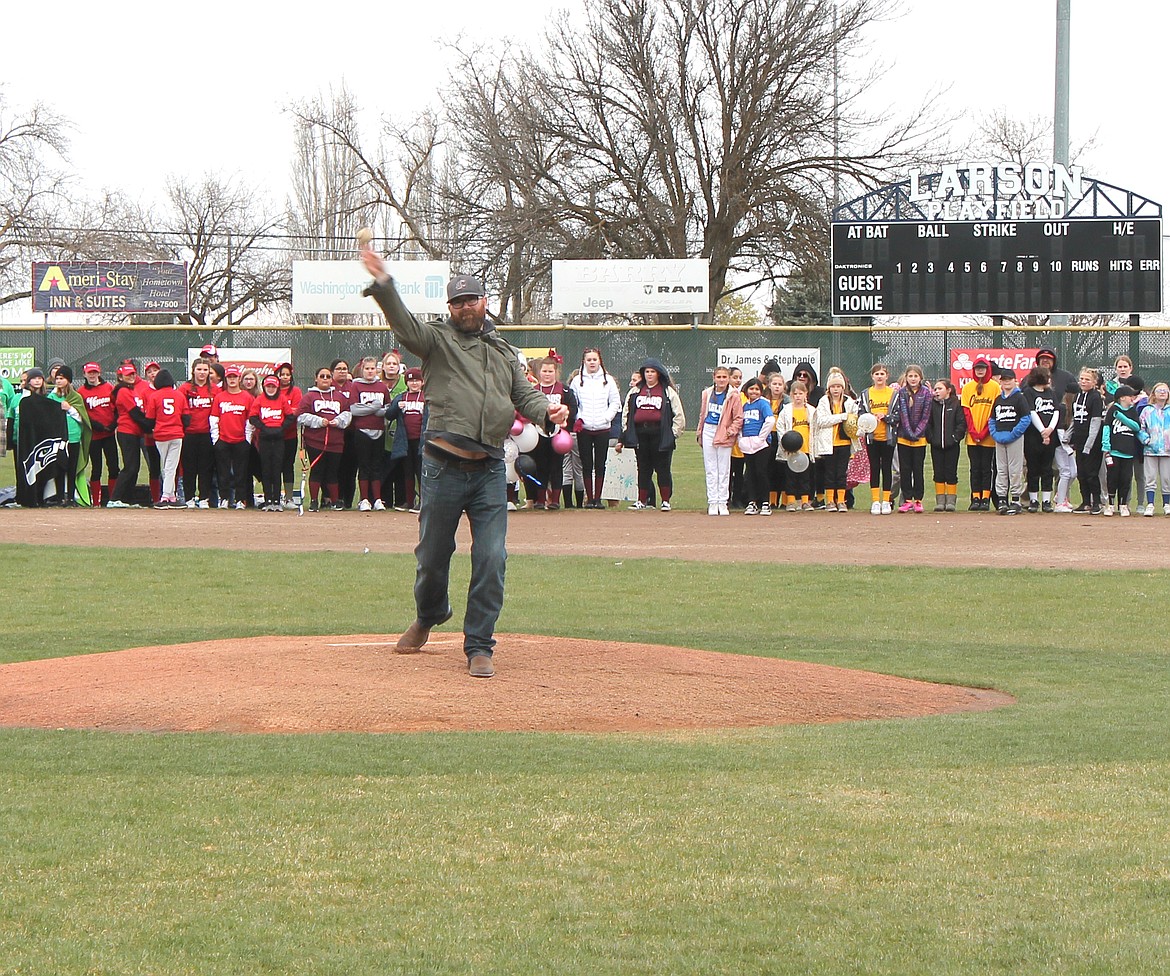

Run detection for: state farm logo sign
[[551, 259, 709, 315], [950, 348, 1039, 388]]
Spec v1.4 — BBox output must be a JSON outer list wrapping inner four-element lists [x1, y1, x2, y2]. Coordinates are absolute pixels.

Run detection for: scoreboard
[[831, 218, 1162, 316]]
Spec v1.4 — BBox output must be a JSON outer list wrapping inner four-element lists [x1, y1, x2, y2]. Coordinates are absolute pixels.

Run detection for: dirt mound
[[0, 634, 1011, 734]]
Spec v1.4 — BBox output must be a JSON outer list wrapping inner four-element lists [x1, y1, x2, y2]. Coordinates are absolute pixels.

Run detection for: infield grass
[[2, 543, 1169, 975]]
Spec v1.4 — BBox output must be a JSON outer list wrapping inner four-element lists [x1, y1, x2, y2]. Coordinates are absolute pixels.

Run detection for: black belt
[[424, 443, 493, 470]]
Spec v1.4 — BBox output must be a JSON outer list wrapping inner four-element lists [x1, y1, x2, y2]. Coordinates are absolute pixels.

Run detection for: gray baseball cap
[[447, 275, 486, 301]]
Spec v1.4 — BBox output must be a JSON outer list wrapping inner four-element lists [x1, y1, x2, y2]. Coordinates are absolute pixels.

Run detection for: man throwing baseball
[[361, 243, 569, 677]]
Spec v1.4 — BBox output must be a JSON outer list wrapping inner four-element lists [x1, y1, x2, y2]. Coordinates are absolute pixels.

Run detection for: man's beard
[[451, 305, 486, 333]]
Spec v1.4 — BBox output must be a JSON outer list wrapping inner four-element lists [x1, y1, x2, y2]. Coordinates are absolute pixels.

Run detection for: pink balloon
[[510, 418, 524, 436], [551, 429, 573, 455]]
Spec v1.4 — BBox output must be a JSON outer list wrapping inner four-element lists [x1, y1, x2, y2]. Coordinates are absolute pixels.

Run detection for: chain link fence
[[3, 324, 1167, 424]]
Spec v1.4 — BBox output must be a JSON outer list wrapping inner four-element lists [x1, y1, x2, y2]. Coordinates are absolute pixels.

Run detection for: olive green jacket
[[365, 277, 550, 450]]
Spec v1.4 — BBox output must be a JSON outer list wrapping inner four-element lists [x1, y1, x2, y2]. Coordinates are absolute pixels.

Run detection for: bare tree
[[162, 176, 290, 326], [963, 110, 1118, 362], [287, 85, 377, 261], [437, 0, 937, 321], [0, 93, 71, 307]]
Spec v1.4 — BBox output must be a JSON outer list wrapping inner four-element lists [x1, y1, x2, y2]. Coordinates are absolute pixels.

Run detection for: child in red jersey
[[178, 358, 216, 507], [211, 366, 254, 509], [276, 362, 302, 507], [108, 364, 151, 507], [79, 361, 119, 505], [249, 374, 296, 511], [145, 369, 187, 508]]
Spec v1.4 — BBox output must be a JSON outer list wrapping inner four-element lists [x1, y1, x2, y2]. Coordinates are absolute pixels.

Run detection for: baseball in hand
[[356, 227, 374, 247]]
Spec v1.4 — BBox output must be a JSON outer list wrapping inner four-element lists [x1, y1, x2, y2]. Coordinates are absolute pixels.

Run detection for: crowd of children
[[696, 350, 1170, 518], [3, 344, 1167, 518]]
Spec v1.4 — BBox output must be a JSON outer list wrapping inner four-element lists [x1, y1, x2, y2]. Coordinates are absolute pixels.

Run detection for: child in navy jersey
[[988, 368, 1031, 514]]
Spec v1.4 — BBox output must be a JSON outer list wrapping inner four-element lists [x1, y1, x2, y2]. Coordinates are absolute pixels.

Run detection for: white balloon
[[503, 439, 519, 483], [512, 423, 539, 453]]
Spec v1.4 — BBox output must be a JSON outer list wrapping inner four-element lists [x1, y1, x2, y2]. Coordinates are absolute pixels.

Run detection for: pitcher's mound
[[0, 634, 1012, 734]]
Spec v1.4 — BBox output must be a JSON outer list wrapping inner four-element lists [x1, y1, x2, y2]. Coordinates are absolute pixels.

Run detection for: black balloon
[[780, 430, 803, 453]]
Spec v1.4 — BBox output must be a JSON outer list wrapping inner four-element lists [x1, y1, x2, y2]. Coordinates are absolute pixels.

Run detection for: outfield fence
[[3, 323, 1168, 424]]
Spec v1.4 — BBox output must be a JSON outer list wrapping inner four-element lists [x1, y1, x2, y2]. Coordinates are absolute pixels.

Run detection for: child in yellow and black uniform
[[775, 380, 814, 510], [960, 358, 1001, 511], [860, 363, 895, 514]]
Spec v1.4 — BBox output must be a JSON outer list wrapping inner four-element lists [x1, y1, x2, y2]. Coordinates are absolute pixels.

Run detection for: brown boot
[[395, 610, 452, 653], [468, 653, 495, 678]]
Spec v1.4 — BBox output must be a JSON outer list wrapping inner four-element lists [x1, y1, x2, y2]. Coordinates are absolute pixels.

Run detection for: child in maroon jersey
[[297, 365, 352, 512], [617, 359, 686, 510], [347, 356, 392, 511], [386, 367, 427, 513], [80, 362, 119, 505]]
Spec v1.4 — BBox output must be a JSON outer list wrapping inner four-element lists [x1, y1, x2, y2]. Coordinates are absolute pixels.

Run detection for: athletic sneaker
[[630, 501, 647, 510], [197, 499, 210, 509], [898, 501, 915, 513], [1090, 505, 1102, 515], [1027, 500, 1040, 513], [708, 504, 718, 516], [786, 502, 797, 512], [800, 502, 813, 512], [358, 499, 373, 512], [870, 501, 881, 515], [308, 500, 319, 513], [759, 502, 772, 516], [186, 499, 197, 509], [1042, 501, 1054, 513], [880, 501, 892, 514], [507, 501, 518, 512], [913, 500, 924, 513], [825, 502, 838, 512], [660, 501, 671, 512], [1102, 504, 1114, 517], [1073, 503, 1090, 513], [1143, 503, 1155, 517], [1053, 502, 1073, 513], [717, 504, 729, 516], [332, 501, 345, 511], [408, 505, 420, 514], [235, 501, 247, 511], [153, 499, 171, 510], [392, 504, 408, 512], [1119, 504, 1131, 517], [744, 502, 759, 515], [372, 499, 386, 511]]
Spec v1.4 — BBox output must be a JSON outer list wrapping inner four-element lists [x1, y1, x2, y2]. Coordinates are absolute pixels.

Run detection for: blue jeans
[[415, 454, 508, 658]]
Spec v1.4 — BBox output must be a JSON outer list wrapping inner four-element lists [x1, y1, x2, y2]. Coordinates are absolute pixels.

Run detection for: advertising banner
[[716, 347, 822, 382], [32, 262, 188, 314], [949, 348, 1040, 389], [292, 261, 451, 316], [187, 348, 293, 378], [0, 347, 35, 380], [551, 259, 710, 315]]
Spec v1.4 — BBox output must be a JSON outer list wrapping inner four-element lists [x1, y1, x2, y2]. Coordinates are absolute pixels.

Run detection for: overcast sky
[[3, 0, 1166, 314]]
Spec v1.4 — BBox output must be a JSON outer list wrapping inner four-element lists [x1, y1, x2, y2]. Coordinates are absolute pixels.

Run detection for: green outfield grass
[[2, 543, 1169, 975]]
